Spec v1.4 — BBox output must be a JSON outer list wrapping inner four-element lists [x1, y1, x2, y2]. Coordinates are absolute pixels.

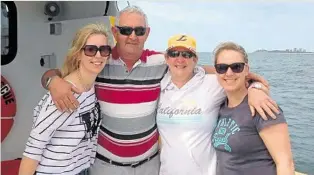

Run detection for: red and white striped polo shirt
[[95, 47, 167, 163]]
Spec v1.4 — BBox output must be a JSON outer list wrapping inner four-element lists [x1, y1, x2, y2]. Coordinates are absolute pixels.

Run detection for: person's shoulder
[[143, 49, 163, 56], [34, 90, 83, 114], [204, 73, 218, 81], [33, 92, 55, 115], [143, 49, 166, 65], [37, 92, 53, 107], [253, 107, 286, 132], [203, 70, 221, 88], [199, 66, 216, 78]]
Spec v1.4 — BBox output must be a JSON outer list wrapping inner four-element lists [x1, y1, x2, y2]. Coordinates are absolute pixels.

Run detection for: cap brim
[[166, 45, 196, 54]]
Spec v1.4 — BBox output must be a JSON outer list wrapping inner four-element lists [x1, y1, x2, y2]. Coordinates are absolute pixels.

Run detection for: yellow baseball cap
[[167, 34, 197, 53]]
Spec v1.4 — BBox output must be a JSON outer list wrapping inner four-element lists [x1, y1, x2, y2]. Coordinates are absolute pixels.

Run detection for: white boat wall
[[1, 1, 308, 175], [1, 1, 122, 174]]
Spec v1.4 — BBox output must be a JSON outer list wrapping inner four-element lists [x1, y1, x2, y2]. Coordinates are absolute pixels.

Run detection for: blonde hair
[[61, 23, 109, 77], [213, 42, 248, 64]]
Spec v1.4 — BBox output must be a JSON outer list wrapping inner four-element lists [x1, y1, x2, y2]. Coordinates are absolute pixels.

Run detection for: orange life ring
[[1, 75, 17, 142]]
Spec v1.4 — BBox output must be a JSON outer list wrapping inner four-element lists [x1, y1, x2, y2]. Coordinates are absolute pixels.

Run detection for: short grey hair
[[213, 41, 249, 64], [115, 5, 149, 27]]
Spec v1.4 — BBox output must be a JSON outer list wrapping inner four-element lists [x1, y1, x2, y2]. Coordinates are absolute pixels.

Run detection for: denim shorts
[[77, 168, 89, 175], [34, 169, 89, 175]]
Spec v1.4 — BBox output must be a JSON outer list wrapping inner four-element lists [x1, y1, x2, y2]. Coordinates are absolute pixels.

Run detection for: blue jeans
[[35, 169, 89, 175], [77, 169, 89, 175]]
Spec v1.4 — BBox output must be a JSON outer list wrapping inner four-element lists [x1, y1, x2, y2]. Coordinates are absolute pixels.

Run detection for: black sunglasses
[[82, 45, 111, 57], [215, 62, 246, 74], [116, 26, 147, 36], [167, 50, 196, 59]]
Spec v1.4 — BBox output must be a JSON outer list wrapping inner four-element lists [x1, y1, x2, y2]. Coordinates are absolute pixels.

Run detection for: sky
[[130, 1, 314, 53]]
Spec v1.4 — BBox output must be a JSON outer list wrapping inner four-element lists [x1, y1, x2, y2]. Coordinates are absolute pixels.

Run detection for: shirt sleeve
[[23, 93, 78, 161], [253, 107, 286, 132]]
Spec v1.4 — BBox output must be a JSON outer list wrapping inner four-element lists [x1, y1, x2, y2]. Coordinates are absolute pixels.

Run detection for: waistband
[[96, 151, 159, 168]]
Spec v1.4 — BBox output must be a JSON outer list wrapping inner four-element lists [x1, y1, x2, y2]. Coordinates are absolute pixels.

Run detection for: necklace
[[77, 70, 90, 91]]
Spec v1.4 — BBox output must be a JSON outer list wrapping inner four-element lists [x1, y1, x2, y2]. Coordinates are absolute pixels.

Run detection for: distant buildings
[[254, 48, 312, 53]]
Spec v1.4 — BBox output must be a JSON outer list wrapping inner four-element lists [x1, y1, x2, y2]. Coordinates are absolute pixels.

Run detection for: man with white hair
[[43, 6, 168, 175], [42, 5, 278, 175], [88, 6, 166, 174]]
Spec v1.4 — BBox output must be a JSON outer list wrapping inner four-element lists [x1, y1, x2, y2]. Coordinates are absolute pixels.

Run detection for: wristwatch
[[45, 76, 55, 89], [250, 82, 262, 90]]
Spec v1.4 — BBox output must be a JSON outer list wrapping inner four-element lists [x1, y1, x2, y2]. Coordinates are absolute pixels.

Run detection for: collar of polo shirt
[[111, 46, 148, 63]]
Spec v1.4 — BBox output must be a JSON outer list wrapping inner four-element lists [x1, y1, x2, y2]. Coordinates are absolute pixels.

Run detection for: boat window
[[1, 1, 17, 66]]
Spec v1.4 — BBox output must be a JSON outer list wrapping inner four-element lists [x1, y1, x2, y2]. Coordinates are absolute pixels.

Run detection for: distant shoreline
[[253, 50, 314, 54], [195, 51, 314, 54]]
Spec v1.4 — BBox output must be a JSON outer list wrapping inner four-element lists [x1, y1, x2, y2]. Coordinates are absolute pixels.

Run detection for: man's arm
[[40, 69, 80, 112], [237, 71, 279, 119], [41, 69, 62, 90], [247, 72, 269, 89], [201, 65, 216, 74], [246, 72, 280, 120]]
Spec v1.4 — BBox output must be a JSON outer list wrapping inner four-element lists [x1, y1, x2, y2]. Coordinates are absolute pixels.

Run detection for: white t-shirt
[[157, 66, 226, 175]]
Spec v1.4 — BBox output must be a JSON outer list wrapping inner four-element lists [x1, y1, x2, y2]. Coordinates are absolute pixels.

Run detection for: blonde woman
[[19, 23, 112, 175], [212, 42, 294, 175]]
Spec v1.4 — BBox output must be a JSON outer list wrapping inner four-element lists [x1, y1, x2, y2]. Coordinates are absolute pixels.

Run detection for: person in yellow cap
[[156, 34, 280, 175]]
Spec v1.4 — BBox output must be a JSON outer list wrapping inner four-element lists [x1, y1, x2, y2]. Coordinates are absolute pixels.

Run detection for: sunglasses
[[215, 62, 246, 74], [82, 45, 111, 57], [116, 26, 147, 36], [167, 50, 196, 59]]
